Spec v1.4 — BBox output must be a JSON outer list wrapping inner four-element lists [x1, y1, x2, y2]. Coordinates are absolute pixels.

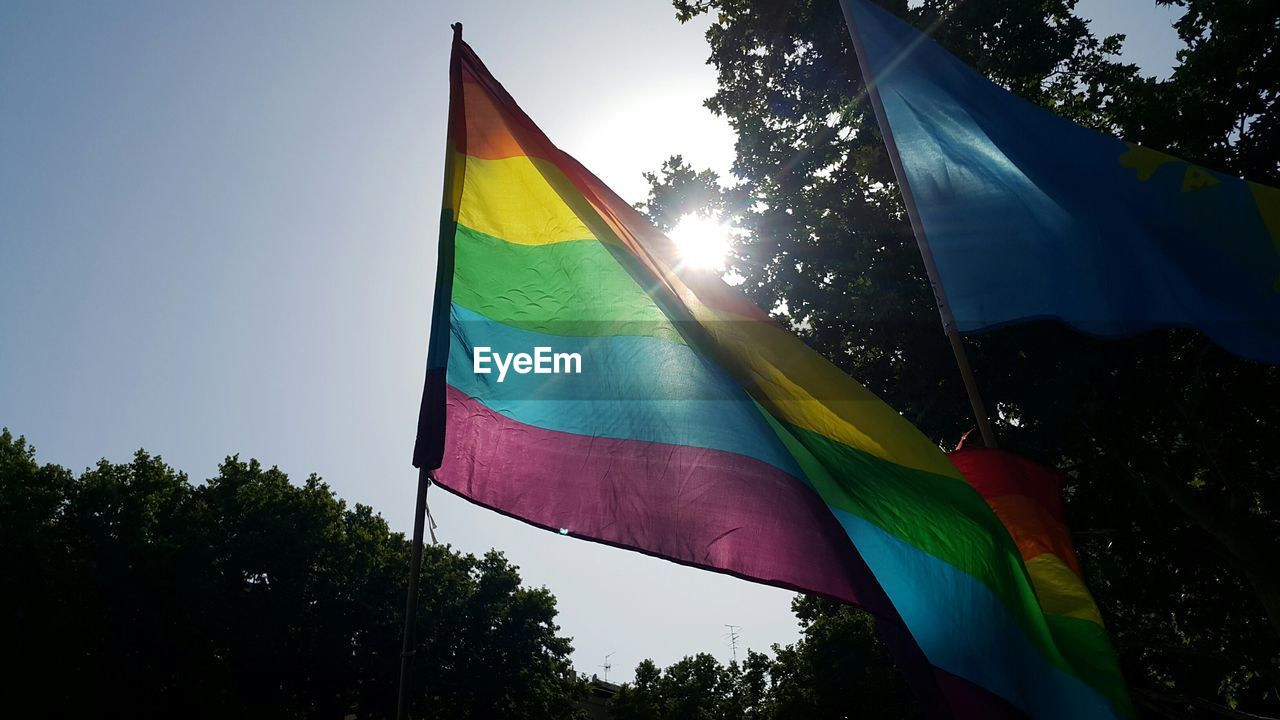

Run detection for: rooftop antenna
[[724, 624, 741, 663], [599, 652, 615, 683]]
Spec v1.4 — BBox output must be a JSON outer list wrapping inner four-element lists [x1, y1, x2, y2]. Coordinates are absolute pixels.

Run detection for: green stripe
[[765, 414, 1128, 708], [451, 223, 683, 343], [756, 411, 1067, 669], [1045, 615, 1133, 718], [776, 419, 1032, 611]]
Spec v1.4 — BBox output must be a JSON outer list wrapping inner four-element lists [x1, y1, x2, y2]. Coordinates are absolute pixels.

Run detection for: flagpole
[[840, 2, 998, 448], [398, 21, 465, 718], [396, 466, 432, 720]]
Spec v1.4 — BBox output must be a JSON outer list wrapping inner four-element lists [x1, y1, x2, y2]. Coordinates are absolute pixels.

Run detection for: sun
[[668, 213, 731, 271]]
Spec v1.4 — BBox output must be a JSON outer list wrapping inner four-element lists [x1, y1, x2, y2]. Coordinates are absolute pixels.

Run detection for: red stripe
[[948, 447, 1066, 522]]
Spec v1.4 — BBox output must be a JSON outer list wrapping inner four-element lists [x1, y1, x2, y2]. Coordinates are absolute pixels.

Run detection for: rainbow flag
[[950, 447, 1131, 718], [413, 29, 1130, 720]]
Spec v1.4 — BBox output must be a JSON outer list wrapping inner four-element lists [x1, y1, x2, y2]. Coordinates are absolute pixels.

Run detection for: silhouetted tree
[[611, 595, 916, 720], [0, 429, 586, 719]]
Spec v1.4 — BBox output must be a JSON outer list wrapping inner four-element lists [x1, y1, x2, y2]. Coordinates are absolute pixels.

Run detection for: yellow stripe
[[684, 297, 963, 480], [1025, 553, 1104, 626], [456, 154, 598, 246]]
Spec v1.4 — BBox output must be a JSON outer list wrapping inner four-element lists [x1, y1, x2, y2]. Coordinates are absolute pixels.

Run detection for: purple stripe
[[438, 386, 881, 607], [934, 668, 1031, 720], [437, 386, 1020, 719]]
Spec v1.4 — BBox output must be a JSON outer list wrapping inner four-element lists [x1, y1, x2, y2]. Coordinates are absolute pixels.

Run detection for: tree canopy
[[640, 0, 1280, 717], [0, 429, 586, 719], [610, 595, 916, 720]]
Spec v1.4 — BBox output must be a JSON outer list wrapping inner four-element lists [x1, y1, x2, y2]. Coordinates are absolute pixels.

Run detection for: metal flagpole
[[840, 1, 998, 448], [395, 467, 432, 720]]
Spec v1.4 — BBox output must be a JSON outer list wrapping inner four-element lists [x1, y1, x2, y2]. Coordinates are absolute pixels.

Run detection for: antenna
[[599, 652, 615, 683], [724, 624, 741, 663]]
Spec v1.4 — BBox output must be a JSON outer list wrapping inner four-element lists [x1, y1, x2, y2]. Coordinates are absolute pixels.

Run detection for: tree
[[647, 0, 1280, 716], [610, 595, 916, 719], [0, 428, 586, 719]]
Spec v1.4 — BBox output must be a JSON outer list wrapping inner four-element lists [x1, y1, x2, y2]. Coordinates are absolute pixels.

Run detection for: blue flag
[[842, 0, 1280, 362]]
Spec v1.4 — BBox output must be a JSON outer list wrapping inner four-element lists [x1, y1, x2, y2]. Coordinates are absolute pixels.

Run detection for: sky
[[1, 0, 1183, 684]]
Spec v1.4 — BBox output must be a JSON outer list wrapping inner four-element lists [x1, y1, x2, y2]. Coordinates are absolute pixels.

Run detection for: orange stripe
[[461, 77, 527, 160], [984, 494, 1083, 577]]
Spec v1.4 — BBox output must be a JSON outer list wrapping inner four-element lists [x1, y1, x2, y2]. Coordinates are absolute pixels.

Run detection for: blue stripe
[[445, 303, 805, 477], [832, 507, 1121, 720]]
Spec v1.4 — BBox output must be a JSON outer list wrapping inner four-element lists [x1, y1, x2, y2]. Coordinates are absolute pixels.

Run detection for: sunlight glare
[[668, 213, 731, 271]]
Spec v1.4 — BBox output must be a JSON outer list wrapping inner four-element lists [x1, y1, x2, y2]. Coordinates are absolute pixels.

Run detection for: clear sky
[[1, 0, 1183, 683]]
